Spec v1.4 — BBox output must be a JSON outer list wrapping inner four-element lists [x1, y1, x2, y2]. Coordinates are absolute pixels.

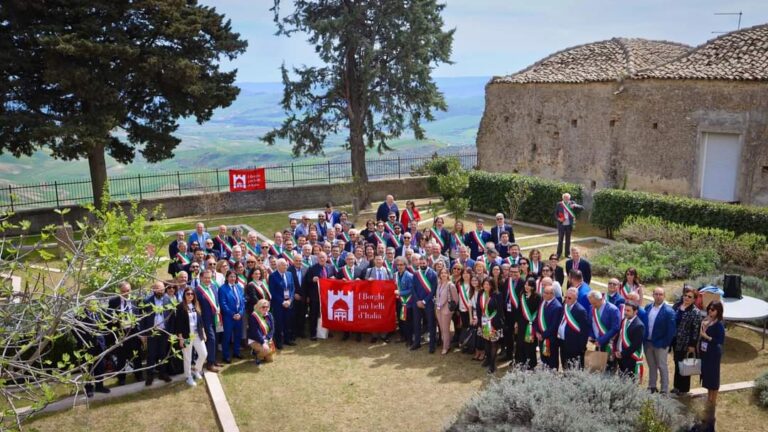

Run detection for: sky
[[209, 0, 768, 83]]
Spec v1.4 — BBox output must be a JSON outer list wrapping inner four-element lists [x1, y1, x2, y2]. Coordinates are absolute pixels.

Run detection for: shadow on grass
[[722, 332, 760, 364]]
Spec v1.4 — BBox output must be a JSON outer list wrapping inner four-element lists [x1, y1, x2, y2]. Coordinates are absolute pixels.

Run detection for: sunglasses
[[185, 292, 194, 297], [684, 295, 694, 299]]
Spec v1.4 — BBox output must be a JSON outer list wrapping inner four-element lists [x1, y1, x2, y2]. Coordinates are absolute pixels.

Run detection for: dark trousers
[[113, 331, 144, 383], [293, 299, 307, 338], [619, 357, 638, 379], [221, 318, 243, 361], [673, 349, 692, 393], [398, 299, 412, 343], [146, 332, 169, 377], [203, 322, 217, 365], [308, 295, 321, 338], [557, 224, 573, 258], [558, 340, 584, 370], [503, 311, 515, 358], [273, 305, 295, 348], [412, 302, 436, 350], [515, 327, 538, 370], [540, 338, 559, 369]]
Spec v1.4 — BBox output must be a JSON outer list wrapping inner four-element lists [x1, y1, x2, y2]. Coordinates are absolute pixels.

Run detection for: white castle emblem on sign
[[328, 290, 354, 322], [233, 174, 247, 189]]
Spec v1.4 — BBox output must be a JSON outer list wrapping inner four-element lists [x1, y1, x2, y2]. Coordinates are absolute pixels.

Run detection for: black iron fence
[[0, 151, 477, 212]]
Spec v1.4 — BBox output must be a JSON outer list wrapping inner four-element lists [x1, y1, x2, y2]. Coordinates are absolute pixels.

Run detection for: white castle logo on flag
[[232, 174, 247, 189], [327, 290, 354, 322]]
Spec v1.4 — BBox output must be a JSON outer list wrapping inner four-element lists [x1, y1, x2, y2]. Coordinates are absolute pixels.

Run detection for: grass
[[683, 390, 768, 432], [23, 381, 217, 432], [219, 337, 488, 432]]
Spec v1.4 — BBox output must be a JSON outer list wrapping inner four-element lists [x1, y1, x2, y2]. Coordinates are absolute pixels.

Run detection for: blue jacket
[[535, 298, 563, 341], [636, 307, 649, 339], [644, 303, 677, 348], [560, 302, 590, 354], [575, 282, 591, 312], [219, 282, 246, 321], [196, 284, 220, 328], [412, 267, 437, 305], [268, 271, 295, 310], [464, 230, 490, 260], [606, 292, 626, 308], [247, 312, 275, 344], [590, 301, 621, 347], [395, 270, 415, 306]]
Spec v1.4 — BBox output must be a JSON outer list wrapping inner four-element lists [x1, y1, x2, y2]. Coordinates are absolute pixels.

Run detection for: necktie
[[321, 266, 327, 278], [377, 269, 382, 280]]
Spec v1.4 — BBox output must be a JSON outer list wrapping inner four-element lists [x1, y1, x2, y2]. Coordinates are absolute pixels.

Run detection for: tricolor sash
[[507, 279, 519, 309], [415, 269, 433, 296], [405, 208, 416, 224], [342, 232, 351, 244], [430, 227, 444, 249], [384, 260, 394, 274], [621, 283, 633, 299], [480, 291, 496, 338], [562, 305, 581, 332], [269, 244, 282, 256], [254, 281, 271, 301], [252, 311, 271, 337], [281, 251, 294, 261], [561, 200, 576, 219], [530, 261, 540, 275], [331, 257, 342, 272], [385, 221, 397, 235], [399, 293, 411, 321], [458, 282, 472, 311], [470, 230, 486, 252], [592, 306, 608, 338], [342, 266, 355, 280], [217, 235, 233, 255], [390, 234, 401, 248], [521, 294, 537, 342], [237, 274, 247, 285], [537, 301, 548, 333], [199, 283, 221, 328], [452, 232, 465, 250], [176, 252, 191, 265], [374, 231, 388, 246], [619, 318, 645, 379], [245, 242, 259, 257]]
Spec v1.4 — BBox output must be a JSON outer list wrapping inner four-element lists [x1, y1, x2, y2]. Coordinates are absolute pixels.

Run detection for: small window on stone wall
[[536, 117, 542, 124], [609, 119, 616, 127], [553, 131, 559, 139], [652, 122, 658, 129], [571, 119, 577, 128]]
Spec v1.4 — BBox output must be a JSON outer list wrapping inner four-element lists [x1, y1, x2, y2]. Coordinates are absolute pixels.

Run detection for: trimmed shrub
[[447, 367, 691, 432], [591, 241, 719, 283], [591, 189, 768, 238], [467, 171, 583, 226], [617, 215, 768, 270], [756, 371, 768, 409]]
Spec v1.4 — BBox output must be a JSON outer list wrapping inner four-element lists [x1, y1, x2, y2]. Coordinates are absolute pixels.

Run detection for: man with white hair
[[490, 213, 514, 245], [213, 225, 234, 260], [587, 290, 621, 369], [268, 258, 296, 349], [554, 192, 584, 259], [188, 222, 211, 250], [376, 194, 399, 223], [557, 287, 590, 369]]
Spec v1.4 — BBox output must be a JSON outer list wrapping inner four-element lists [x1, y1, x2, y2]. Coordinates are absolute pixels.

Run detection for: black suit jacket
[[619, 317, 645, 367], [288, 265, 307, 297], [565, 259, 592, 285], [553, 265, 565, 286], [490, 224, 515, 244], [303, 263, 336, 301]]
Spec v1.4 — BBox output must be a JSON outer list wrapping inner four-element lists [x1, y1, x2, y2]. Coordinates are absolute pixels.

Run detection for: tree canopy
[[264, 0, 454, 205], [0, 0, 247, 207]]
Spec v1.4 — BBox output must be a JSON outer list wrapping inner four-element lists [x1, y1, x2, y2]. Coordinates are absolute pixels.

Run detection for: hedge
[[591, 189, 768, 237], [467, 171, 583, 226]]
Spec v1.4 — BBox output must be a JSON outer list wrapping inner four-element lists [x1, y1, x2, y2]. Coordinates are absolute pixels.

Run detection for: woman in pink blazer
[[435, 267, 459, 355]]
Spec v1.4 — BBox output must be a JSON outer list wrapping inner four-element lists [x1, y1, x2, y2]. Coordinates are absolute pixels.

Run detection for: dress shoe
[[86, 389, 95, 398], [205, 365, 220, 373], [382, 336, 390, 343], [94, 386, 111, 394], [310, 336, 318, 341], [428, 347, 435, 354], [234, 354, 244, 359], [275, 345, 283, 350], [145, 376, 154, 386], [223, 359, 232, 364], [481, 358, 490, 367], [117, 378, 126, 386], [214, 362, 224, 367], [409, 344, 421, 351]]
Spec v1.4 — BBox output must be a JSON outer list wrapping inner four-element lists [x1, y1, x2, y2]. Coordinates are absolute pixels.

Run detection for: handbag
[[678, 353, 701, 376], [585, 350, 608, 372], [460, 327, 477, 352], [447, 284, 459, 312]]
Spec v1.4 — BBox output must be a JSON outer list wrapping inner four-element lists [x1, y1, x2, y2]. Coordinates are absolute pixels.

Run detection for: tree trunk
[[88, 142, 108, 209], [349, 123, 369, 209]]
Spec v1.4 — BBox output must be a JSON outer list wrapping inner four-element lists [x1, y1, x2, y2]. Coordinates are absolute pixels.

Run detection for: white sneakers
[[194, 371, 204, 381], [186, 376, 197, 387]]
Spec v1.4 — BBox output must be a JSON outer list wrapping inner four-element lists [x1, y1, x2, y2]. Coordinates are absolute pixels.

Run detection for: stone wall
[[8, 177, 431, 234], [476, 79, 768, 205]]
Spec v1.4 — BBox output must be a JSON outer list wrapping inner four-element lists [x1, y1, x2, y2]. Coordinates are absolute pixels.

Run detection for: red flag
[[229, 168, 266, 192], [319, 278, 397, 333]]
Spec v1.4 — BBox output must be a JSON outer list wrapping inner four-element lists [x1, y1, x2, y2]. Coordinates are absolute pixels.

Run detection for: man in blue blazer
[[376, 195, 399, 223], [141, 281, 174, 385], [536, 284, 563, 370], [465, 218, 491, 260], [394, 257, 415, 345], [411, 254, 438, 353], [565, 246, 591, 284], [268, 258, 296, 349], [219, 274, 246, 363], [587, 290, 621, 371], [557, 287, 590, 369], [644, 287, 677, 394], [196, 270, 221, 372], [569, 270, 592, 312], [490, 213, 515, 244]]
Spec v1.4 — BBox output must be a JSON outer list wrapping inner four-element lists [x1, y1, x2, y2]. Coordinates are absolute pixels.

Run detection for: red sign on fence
[[228, 168, 266, 192], [319, 278, 397, 333]]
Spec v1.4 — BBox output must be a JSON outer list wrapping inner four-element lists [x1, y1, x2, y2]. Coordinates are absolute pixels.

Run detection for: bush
[[756, 371, 768, 409], [591, 189, 768, 238], [686, 274, 768, 302], [447, 367, 691, 432], [467, 171, 583, 226], [591, 241, 719, 283], [617, 216, 768, 271], [413, 155, 464, 194]]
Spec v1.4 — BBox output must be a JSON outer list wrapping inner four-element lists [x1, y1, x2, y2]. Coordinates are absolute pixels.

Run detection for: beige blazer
[[436, 281, 458, 314]]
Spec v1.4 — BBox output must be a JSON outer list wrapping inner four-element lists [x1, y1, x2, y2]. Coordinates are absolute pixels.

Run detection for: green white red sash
[[562, 305, 581, 332], [331, 257, 342, 272], [280, 251, 293, 261], [399, 293, 411, 321], [385, 260, 394, 274], [199, 283, 221, 328], [252, 311, 271, 337], [529, 261, 540, 275], [415, 269, 433, 296], [385, 221, 397, 235], [507, 279, 519, 309], [538, 301, 551, 356], [561, 200, 575, 219], [253, 281, 271, 301], [480, 291, 496, 338], [521, 294, 537, 342], [237, 274, 247, 285], [452, 232, 465, 249], [619, 318, 645, 378], [374, 231, 387, 246], [592, 306, 608, 337], [269, 244, 282, 256], [470, 230, 486, 252], [621, 283, 633, 298], [405, 208, 416, 224], [217, 235, 233, 255], [342, 266, 355, 280], [389, 234, 401, 248], [430, 227, 444, 249], [458, 282, 472, 311], [245, 242, 259, 257], [342, 232, 351, 244], [176, 252, 190, 265]]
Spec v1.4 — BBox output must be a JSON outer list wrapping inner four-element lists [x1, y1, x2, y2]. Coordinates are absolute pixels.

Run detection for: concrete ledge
[[689, 380, 754, 397], [204, 371, 240, 432]]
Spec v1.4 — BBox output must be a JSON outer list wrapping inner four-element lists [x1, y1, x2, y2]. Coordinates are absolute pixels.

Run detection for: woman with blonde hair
[[248, 299, 276, 366], [435, 267, 458, 355]]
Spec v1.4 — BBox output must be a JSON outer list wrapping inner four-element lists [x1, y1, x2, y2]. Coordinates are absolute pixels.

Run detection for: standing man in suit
[[168, 231, 186, 261], [587, 290, 621, 370], [502, 265, 524, 361], [557, 287, 590, 369], [565, 247, 592, 285], [568, 269, 592, 314], [188, 223, 211, 251], [268, 258, 296, 349], [108, 281, 144, 385], [141, 281, 174, 385], [365, 255, 394, 343], [466, 218, 490, 260], [213, 225, 234, 260], [644, 287, 677, 394], [411, 254, 438, 353], [196, 270, 221, 372], [218, 271, 245, 363], [376, 194, 399, 223], [394, 257, 415, 345], [536, 285, 563, 369], [616, 302, 646, 379], [324, 202, 341, 226], [555, 193, 584, 259], [429, 217, 451, 256], [305, 252, 335, 341], [289, 254, 308, 339], [491, 213, 515, 244]]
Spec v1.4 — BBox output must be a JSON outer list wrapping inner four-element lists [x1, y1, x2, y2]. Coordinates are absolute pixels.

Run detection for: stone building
[[476, 24, 768, 205]]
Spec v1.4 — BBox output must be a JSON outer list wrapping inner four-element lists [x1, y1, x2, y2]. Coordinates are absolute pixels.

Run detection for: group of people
[[96, 193, 724, 409]]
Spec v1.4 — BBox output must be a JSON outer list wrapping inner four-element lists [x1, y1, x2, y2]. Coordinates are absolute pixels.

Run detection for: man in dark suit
[[548, 254, 565, 286], [411, 254, 438, 353], [394, 257, 415, 344], [196, 270, 221, 372], [429, 217, 451, 256], [490, 213, 515, 244], [376, 194, 399, 222], [213, 225, 235, 260], [501, 265, 524, 361], [556, 287, 590, 369], [616, 302, 646, 379], [108, 281, 144, 385], [168, 231, 185, 260], [304, 252, 335, 341], [536, 284, 563, 369], [141, 281, 174, 385], [268, 258, 296, 349], [289, 254, 308, 339], [554, 192, 584, 259], [324, 202, 342, 226], [465, 218, 490, 260], [565, 246, 592, 285]]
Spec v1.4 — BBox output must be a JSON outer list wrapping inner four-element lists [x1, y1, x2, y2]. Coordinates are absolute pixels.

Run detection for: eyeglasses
[[190, 265, 200, 269], [185, 292, 195, 297], [684, 295, 694, 299]]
